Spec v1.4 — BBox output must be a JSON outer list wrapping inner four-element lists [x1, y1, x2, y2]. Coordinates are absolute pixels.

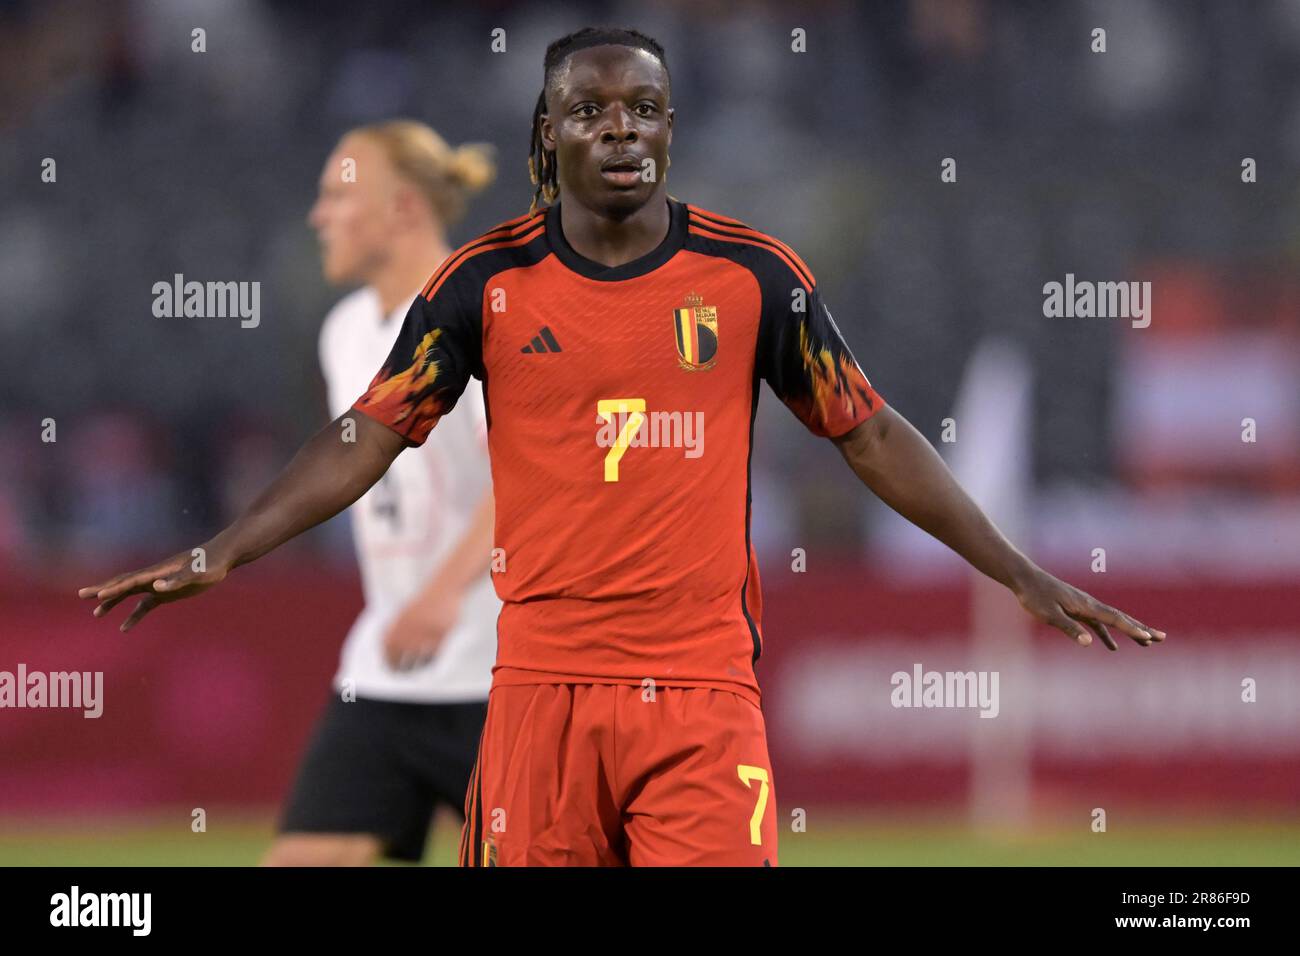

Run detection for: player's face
[[542, 45, 673, 216], [308, 135, 400, 286]]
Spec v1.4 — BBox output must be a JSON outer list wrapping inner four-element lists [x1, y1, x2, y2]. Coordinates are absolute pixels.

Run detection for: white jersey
[[318, 286, 498, 702]]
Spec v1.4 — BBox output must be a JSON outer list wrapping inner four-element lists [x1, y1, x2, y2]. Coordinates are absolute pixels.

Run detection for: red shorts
[[458, 682, 779, 866]]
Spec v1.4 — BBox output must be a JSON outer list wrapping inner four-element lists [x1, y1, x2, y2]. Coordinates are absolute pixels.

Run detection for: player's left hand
[[382, 584, 464, 671], [1011, 568, 1167, 651]]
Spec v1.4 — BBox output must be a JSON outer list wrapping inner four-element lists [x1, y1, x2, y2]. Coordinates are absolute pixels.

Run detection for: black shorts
[[278, 693, 487, 862]]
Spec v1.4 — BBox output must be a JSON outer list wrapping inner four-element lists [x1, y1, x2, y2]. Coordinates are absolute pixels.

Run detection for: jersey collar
[[546, 196, 687, 281]]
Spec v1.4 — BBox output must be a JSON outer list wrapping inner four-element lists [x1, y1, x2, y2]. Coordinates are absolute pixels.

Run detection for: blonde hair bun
[[352, 120, 498, 227]]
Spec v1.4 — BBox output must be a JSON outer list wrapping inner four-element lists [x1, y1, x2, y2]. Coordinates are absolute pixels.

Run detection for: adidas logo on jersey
[[520, 326, 563, 353]]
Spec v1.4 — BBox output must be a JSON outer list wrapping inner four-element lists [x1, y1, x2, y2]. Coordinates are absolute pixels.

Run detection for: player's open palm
[[1012, 569, 1167, 651], [78, 549, 229, 632]]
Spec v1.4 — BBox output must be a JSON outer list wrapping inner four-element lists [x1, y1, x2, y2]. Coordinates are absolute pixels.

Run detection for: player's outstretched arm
[[831, 405, 1167, 651], [77, 410, 407, 631]]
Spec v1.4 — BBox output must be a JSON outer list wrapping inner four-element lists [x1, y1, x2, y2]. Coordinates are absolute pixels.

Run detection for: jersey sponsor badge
[[673, 293, 718, 371]]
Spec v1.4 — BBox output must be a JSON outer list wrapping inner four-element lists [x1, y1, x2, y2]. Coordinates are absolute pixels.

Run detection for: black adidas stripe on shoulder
[[421, 209, 548, 300], [684, 205, 816, 290]]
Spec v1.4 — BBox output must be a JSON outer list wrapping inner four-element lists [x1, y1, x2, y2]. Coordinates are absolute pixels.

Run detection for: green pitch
[[3, 812, 1298, 866]]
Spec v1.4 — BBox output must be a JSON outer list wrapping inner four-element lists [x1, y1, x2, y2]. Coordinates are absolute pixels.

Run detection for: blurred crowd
[[2, 0, 1298, 572]]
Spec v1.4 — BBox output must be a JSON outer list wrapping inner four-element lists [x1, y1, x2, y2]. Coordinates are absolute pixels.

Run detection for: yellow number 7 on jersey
[[596, 398, 646, 482], [737, 765, 770, 846]]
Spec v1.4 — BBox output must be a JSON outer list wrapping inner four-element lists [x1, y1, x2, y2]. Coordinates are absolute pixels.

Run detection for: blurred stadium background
[[2, 0, 1299, 865]]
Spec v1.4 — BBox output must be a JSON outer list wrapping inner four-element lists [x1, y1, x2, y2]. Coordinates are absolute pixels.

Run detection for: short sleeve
[[757, 276, 885, 439], [351, 266, 483, 447]]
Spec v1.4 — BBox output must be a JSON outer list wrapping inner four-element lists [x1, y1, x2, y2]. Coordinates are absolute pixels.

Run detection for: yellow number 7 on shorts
[[596, 398, 646, 482], [736, 764, 770, 846]]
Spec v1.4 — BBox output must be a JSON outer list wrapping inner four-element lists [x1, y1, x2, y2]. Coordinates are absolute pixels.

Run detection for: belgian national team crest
[[673, 293, 718, 371]]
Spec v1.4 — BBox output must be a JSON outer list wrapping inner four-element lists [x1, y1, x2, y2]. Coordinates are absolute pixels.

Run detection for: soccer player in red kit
[[79, 27, 1166, 867]]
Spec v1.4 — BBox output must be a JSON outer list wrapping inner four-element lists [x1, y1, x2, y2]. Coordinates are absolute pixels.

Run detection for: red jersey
[[352, 197, 884, 706]]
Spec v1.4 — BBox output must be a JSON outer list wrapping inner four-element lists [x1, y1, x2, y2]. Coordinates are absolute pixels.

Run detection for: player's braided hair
[[528, 27, 670, 215]]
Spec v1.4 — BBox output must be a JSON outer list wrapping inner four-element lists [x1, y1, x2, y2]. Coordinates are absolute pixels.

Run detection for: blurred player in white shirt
[[262, 121, 499, 866]]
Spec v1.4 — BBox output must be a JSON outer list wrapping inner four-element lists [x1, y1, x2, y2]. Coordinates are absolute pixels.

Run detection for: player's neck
[[370, 233, 452, 318], [557, 192, 670, 269]]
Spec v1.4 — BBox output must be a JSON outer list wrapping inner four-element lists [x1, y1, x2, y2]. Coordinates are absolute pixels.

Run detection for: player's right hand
[[77, 549, 230, 632]]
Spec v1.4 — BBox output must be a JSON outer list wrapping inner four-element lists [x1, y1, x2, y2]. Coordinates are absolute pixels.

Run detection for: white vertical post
[[946, 338, 1035, 831]]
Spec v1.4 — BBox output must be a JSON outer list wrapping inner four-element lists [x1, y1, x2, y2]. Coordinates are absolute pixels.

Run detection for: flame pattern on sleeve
[[354, 329, 454, 443], [777, 309, 884, 439]]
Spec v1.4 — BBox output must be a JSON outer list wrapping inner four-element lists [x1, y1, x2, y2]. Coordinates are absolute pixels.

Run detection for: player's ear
[[534, 83, 555, 148]]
